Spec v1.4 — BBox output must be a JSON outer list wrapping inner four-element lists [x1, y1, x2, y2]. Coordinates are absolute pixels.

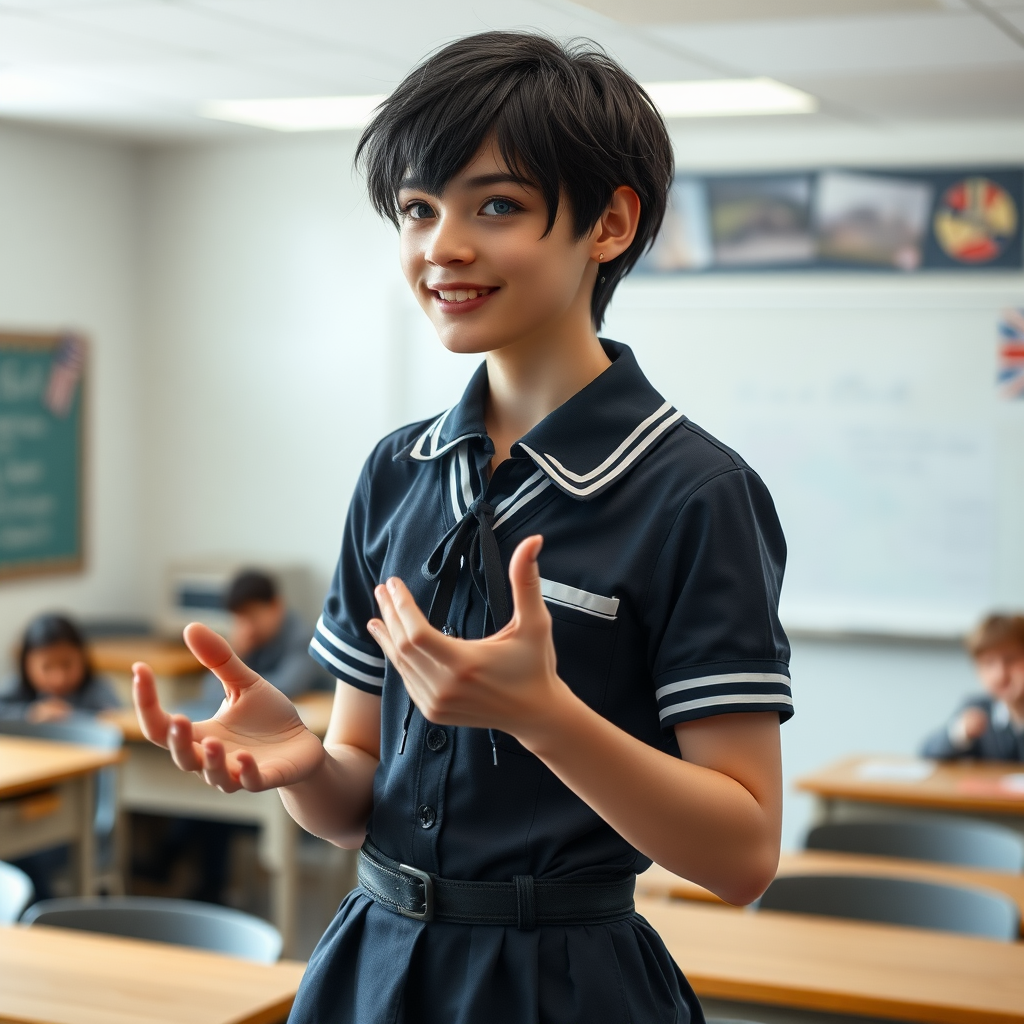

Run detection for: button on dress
[[295, 342, 792, 1024]]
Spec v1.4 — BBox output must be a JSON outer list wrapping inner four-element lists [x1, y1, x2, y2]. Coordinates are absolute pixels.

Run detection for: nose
[[424, 212, 475, 268]]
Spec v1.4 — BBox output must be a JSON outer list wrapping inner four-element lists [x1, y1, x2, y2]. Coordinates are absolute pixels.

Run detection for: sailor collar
[[396, 341, 683, 501]]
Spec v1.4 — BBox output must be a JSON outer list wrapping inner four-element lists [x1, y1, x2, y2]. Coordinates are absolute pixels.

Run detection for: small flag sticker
[[997, 309, 1024, 401], [45, 333, 84, 417]]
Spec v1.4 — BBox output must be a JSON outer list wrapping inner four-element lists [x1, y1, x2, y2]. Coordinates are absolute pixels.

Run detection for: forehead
[[977, 642, 1024, 659]]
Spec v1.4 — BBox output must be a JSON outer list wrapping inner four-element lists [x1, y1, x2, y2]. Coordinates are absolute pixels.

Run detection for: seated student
[[195, 569, 328, 712], [0, 613, 120, 722], [0, 613, 120, 899], [922, 613, 1024, 761]]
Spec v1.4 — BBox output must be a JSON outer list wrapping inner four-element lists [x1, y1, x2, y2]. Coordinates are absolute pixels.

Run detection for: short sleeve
[[646, 467, 792, 729], [309, 458, 386, 695]]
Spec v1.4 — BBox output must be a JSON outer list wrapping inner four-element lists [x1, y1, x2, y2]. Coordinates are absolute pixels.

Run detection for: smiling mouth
[[433, 287, 496, 303]]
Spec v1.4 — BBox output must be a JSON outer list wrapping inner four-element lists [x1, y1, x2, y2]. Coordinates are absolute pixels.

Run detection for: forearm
[[517, 687, 780, 905], [279, 741, 377, 848]]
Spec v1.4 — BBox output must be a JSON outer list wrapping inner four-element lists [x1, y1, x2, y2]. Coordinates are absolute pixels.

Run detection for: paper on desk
[[1001, 773, 1024, 793], [855, 758, 936, 782]]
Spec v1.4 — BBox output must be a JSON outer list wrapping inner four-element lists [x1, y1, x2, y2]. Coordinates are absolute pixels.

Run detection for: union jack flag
[[997, 309, 1024, 401], [45, 333, 84, 417]]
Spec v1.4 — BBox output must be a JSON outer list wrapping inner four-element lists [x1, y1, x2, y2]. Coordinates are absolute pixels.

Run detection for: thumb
[[183, 622, 262, 694], [508, 535, 546, 628]]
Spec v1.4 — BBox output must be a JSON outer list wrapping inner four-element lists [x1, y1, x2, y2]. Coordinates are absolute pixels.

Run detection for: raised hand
[[132, 622, 325, 793], [368, 534, 563, 742]]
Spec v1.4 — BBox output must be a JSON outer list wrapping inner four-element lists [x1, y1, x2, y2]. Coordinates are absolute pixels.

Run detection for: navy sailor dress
[[293, 341, 793, 1024]]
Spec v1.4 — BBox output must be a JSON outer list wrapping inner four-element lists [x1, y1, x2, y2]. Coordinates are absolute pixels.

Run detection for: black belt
[[358, 840, 635, 929]]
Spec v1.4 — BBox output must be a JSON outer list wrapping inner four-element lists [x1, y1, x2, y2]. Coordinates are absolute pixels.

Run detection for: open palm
[[133, 622, 324, 793]]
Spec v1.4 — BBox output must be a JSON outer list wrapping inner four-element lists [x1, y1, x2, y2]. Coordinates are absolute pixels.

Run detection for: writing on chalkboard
[[0, 333, 84, 578]]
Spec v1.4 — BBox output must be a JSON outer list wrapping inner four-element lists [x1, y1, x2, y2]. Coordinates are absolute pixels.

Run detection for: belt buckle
[[398, 863, 434, 922]]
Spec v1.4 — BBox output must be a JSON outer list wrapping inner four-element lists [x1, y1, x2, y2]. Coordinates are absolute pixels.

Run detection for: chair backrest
[[805, 818, 1024, 872], [22, 896, 283, 963], [756, 874, 1020, 940], [0, 715, 122, 836], [0, 861, 34, 925]]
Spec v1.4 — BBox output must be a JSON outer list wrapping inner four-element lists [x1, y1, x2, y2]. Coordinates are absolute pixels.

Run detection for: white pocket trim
[[540, 578, 619, 621]]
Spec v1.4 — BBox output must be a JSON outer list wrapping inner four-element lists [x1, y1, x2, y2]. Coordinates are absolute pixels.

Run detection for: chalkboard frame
[[0, 331, 85, 581]]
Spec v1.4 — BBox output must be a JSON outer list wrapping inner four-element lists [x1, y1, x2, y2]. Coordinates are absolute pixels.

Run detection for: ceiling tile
[[0, 8, 164, 63], [792, 62, 1024, 119], [654, 10, 1024, 77], [569, 0, 946, 24]]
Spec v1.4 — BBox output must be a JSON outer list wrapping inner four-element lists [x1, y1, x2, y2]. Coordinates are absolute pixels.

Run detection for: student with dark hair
[[922, 613, 1024, 761], [194, 569, 328, 714], [0, 613, 120, 723], [133, 32, 791, 1024]]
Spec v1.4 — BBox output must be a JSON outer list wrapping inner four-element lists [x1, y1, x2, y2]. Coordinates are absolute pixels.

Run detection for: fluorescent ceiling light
[[641, 78, 817, 118], [0, 72, 51, 103], [200, 94, 387, 131]]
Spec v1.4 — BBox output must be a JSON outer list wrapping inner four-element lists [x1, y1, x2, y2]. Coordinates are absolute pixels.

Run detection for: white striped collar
[[396, 342, 683, 501]]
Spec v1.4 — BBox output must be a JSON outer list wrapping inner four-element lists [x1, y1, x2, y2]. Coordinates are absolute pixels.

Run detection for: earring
[[598, 253, 604, 261]]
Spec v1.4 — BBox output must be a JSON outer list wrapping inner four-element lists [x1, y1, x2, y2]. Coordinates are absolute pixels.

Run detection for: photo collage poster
[[641, 167, 1023, 274]]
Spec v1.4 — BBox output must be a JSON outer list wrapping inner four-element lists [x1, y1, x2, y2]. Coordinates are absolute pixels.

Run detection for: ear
[[588, 186, 641, 264]]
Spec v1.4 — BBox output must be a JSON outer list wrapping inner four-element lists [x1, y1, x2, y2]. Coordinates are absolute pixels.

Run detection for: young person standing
[[133, 33, 792, 1024]]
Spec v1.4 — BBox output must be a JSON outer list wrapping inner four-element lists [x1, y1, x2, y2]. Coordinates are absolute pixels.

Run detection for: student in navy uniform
[[922, 614, 1024, 761], [132, 33, 792, 1024]]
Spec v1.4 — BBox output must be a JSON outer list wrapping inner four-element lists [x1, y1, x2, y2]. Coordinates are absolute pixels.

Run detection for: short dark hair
[[17, 613, 93, 699], [966, 613, 1024, 657], [225, 570, 278, 612], [356, 31, 674, 329]]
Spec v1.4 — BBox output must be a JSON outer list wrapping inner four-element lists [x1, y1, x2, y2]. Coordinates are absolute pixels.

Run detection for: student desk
[[795, 755, 1024, 836], [0, 924, 307, 1024], [100, 692, 335, 957], [0, 736, 122, 897], [639, 851, 1024, 931], [637, 896, 1024, 1024]]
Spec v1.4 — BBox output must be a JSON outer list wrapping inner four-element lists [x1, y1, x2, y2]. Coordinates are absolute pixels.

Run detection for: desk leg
[[73, 776, 95, 896], [260, 801, 299, 957]]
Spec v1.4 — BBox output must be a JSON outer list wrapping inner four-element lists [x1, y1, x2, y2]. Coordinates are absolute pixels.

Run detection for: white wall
[[0, 121, 145, 661], [138, 135, 410, 609]]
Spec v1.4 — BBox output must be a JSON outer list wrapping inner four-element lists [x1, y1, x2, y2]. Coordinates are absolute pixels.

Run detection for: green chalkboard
[[0, 332, 84, 578]]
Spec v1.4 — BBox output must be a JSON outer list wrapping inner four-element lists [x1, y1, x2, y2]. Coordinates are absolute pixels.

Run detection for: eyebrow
[[398, 171, 535, 194]]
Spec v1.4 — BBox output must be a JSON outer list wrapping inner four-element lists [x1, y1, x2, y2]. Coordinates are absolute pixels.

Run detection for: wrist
[[514, 677, 587, 759]]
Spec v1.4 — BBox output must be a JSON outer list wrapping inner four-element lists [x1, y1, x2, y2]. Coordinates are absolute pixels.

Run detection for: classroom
[[0, 1, 1023, 1022]]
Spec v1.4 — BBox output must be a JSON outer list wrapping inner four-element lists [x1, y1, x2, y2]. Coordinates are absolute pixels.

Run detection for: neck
[[483, 287, 611, 467]]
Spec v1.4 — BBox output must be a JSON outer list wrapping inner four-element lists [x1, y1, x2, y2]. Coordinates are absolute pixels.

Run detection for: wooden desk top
[[639, 850, 1024, 928], [0, 924, 306, 1024], [795, 755, 1024, 815], [0, 736, 122, 800], [89, 638, 202, 677], [102, 692, 335, 744], [637, 896, 1024, 1024]]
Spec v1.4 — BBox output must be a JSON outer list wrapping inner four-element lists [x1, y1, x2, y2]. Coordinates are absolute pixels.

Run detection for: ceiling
[[0, 0, 1021, 142]]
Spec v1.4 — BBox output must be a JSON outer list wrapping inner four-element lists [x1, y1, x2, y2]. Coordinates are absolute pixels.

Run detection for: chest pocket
[[492, 578, 620, 757], [542, 578, 619, 713]]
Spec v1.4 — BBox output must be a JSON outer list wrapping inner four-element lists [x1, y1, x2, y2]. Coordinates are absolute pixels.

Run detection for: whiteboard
[[394, 280, 1024, 639], [604, 280, 1024, 638]]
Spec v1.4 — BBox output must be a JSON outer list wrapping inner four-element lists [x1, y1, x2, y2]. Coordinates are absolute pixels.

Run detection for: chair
[[756, 874, 1019, 940], [805, 818, 1024, 872], [0, 715, 124, 893], [22, 895, 283, 963], [0, 861, 34, 924]]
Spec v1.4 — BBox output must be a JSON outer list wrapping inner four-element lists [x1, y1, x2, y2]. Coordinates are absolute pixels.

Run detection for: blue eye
[[405, 201, 435, 220], [482, 198, 519, 216]]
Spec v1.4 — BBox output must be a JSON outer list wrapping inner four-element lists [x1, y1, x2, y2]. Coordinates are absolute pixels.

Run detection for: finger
[[235, 750, 269, 792], [507, 535, 547, 629], [200, 737, 241, 793], [166, 715, 204, 773], [183, 622, 263, 697], [132, 661, 173, 747], [381, 577, 451, 662]]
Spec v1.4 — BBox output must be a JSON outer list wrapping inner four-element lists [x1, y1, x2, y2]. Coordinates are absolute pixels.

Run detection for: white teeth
[[437, 288, 490, 302]]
